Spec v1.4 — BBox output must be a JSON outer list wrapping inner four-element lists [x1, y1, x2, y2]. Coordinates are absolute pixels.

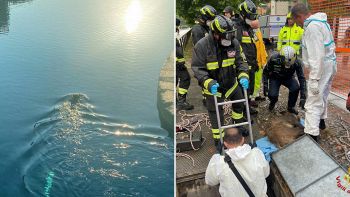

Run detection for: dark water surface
[[0, 0, 174, 196]]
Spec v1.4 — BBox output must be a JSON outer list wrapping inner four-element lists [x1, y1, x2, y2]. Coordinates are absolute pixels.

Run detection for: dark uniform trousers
[[268, 77, 300, 109], [205, 83, 245, 139], [176, 64, 191, 92]]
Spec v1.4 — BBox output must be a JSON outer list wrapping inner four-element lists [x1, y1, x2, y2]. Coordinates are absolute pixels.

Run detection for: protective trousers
[[248, 67, 256, 97], [268, 77, 300, 108], [176, 64, 191, 95], [205, 84, 245, 140], [304, 60, 336, 136], [253, 68, 263, 97]]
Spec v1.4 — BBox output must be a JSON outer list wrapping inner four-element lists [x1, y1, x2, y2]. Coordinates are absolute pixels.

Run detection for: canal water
[[0, 0, 174, 196]]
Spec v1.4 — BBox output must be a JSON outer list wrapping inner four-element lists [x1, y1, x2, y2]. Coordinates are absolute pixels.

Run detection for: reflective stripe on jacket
[[191, 32, 249, 98], [234, 18, 258, 71], [277, 24, 304, 54]]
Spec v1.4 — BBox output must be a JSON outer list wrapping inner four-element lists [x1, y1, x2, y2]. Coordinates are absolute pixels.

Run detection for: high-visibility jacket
[[255, 29, 267, 69], [277, 24, 304, 54], [191, 32, 249, 98]]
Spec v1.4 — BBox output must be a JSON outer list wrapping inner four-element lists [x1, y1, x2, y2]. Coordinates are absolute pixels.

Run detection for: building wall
[[269, 0, 304, 16]]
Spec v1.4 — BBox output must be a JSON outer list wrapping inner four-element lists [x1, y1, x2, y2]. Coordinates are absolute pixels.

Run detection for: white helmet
[[280, 46, 296, 68]]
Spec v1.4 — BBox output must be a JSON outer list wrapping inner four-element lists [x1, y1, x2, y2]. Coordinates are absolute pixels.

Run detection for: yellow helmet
[[287, 12, 292, 18]]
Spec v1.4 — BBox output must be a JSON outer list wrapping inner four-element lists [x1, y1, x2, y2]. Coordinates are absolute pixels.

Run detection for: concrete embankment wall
[[157, 52, 174, 137]]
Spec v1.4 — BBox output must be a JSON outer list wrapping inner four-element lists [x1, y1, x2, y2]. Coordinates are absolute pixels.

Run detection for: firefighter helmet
[[210, 15, 236, 40], [280, 46, 297, 67], [199, 5, 217, 21], [238, 0, 258, 20]]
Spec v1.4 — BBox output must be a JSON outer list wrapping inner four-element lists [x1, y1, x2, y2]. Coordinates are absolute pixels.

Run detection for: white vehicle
[[259, 15, 287, 48]]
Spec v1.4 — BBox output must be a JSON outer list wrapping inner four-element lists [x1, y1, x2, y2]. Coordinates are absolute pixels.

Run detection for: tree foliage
[[176, 0, 259, 25]]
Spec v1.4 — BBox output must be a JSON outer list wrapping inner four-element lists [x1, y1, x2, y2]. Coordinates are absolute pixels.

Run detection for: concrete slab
[[296, 168, 349, 197], [272, 135, 348, 196], [328, 93, 349, 113]]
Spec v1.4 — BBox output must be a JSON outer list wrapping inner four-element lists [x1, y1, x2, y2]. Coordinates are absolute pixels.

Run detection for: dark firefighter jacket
[[263, 53, 306, 99], [191, 32, 249, 98], [176, 39, 185, 67], [234, 18, 258, 71], [192, 23, 210, 46]]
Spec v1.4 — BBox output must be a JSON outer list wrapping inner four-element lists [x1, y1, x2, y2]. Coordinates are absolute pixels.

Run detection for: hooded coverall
[[205, 144, 270, 197], [263, 53, 306, 109], [192, 32, 249, 140], [176, 39, 191, 97], [277, 23, 304, 54], [302, 13, 337, 136], [234, 18, 258, 97]]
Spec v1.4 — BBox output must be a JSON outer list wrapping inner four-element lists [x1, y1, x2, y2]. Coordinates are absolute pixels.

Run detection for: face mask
[[220, 39, 231, 46], [206, 20, 212, 27], [245, 18, 252, 25], [245, 19, 260, 29]]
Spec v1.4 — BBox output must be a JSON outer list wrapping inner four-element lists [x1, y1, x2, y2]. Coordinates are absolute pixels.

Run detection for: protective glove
[[239, 78, 249, 90], [299, 98, 306, 109], [210, 83, 220, 95], [309, 79, 319, 95]]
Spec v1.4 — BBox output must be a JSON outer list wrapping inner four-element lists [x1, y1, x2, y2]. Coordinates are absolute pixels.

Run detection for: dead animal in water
[[265, 111, 304, 148]]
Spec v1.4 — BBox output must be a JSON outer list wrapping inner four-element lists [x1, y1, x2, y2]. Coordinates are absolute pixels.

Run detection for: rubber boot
[[287, 107, 298, 115], [308, 134, 319, 143], [319, 119, 326, 130], [268, 102, 276, 111], [176, 93, 194, 110]]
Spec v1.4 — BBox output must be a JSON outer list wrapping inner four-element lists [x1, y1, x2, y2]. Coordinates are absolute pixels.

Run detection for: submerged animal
[[265, 111, 304, 148]]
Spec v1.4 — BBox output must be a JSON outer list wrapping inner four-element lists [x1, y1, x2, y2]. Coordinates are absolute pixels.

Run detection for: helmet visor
[[246, 13, 258, 20], [285, 56, 296, 67], [220, 29, 236, 40]]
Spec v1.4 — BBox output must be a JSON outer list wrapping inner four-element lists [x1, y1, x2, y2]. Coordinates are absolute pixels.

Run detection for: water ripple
[[21, 93, 173, 196]]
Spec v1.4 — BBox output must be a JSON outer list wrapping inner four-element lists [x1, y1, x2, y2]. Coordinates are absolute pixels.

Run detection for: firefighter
[[192, 5, 217, 46], [223, 6, 234, 20], [263, 46, 306, 115], [277, 13, 304, 55], [192, 5, 217, 107], [234, 0, 260, 114], [176, 18, 194, 110], [192, 15, 249, 146]]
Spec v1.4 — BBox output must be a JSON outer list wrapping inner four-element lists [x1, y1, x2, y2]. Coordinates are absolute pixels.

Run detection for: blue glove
[[239, 78, 249, 90], [210, 83, 219, 94]]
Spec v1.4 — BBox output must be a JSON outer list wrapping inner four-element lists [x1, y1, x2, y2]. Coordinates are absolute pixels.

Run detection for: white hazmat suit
[[205, 144, 270, 197], [302, 13, 337, 136]]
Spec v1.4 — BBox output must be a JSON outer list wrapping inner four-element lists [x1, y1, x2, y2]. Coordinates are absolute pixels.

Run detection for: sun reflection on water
[[124, 0, 142, 33]]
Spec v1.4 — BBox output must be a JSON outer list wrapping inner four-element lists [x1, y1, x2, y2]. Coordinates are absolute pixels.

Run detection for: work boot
[[308, 134, 319, 143], [215, 139, 223, 154], [288, 107, 298, 115], [319, 119, 326, 130], [268, 102, 276, 111], [176, 93, 194, 110], [255, 96, 266, 102], [202, 97, 206, 107], [249, 107, 258, 115], [250, 100, 258, 108]]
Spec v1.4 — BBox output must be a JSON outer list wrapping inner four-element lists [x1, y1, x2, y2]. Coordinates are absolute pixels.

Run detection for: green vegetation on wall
[[176, 0, 259, 25]]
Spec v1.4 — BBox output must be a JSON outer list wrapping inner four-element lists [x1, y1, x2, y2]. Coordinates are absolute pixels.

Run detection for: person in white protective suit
[[205, 127, 270, 197], [291, 4, 337, 142]]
